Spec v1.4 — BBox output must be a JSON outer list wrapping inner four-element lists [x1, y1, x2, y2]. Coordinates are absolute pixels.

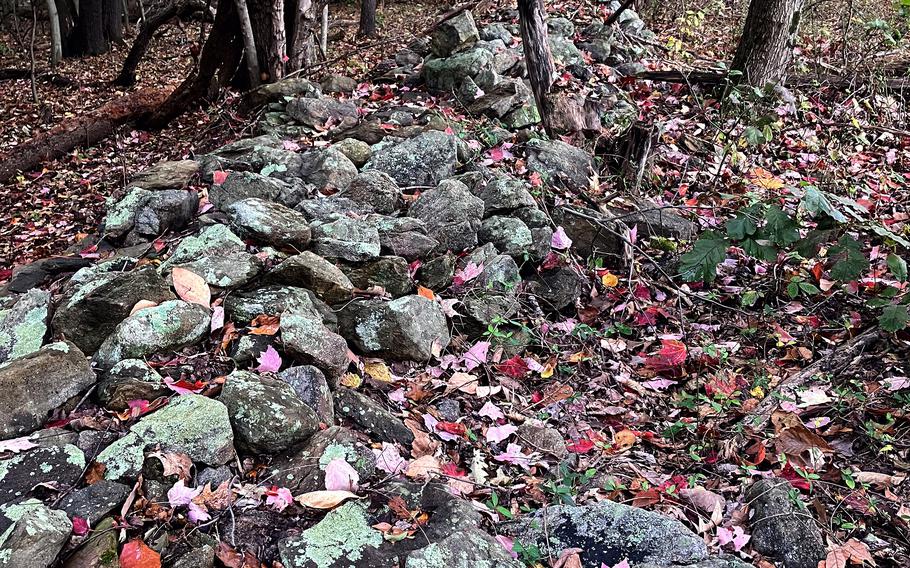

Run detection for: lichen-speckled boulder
[[343, 171, 402, 214], [746, 479, 826, 568], [96, 359, 168, 410], [342, 256, 414, 298], [430, 10, 479, 57], [270, 426, 375, 492], [0, 444, 86, 506], [173, 251, 264, 289], [96, 394, 234, 481], [286, 96, 359, 130], [210, 171, 291, 209], [279, 365, 334, 423], [105, 188, 198, 241], [279, 502, 383, 568], [422, 48, 498, 92], [224, 285, 322, 324], [338, 295, 450, 361], [478, 216, 533, 257], [364, 131, 459, 187], [405, 530, 522, 568], [368, 216, 438, 262], [265, 252, 355, 304], [160, 224, 246, 270], [473, 175, 536, 216], [130, 159, 200, 190], [299, 148, 358, 193], [525, 138, 593, 191], [408, 179, 484, 253], [334, 138, 372, 167], [53, 265, 174, 354], [226, 197, 312, 249], [92, 300, 211, 370], [0, 499, 73, 568], [0, 341, 95, 438], [57, 480, 131, 526], [503, 499, 709, 568], [281, 312, 350, 378], [310, 217, 381, 262], [220, 371, 320, 454], [0, 289, 50, 364], [334, 388, 414, 446]]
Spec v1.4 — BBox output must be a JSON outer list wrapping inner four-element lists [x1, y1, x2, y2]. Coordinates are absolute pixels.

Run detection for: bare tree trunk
[[102, 0, 122, 43], [77, 0, 107, 55], [29, 3, 38, 103], [46, 0, 63, 66], [287, 0, 317, 69], [319, 2, 327, 57], [249, 0, 287, 81], [234, 0, 260, 87], [357, 0, 375, 37], [517, 0, 555, 135], [731, 0, 805, 86]]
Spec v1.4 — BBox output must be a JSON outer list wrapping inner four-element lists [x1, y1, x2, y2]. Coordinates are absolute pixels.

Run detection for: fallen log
[[0, 87, 171, 184], [0, 68, 74, 86], [633, 68, 910, 92]]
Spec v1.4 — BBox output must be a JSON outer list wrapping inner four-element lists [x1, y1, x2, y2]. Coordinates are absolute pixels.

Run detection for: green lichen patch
[[278, 503, 382, 568]]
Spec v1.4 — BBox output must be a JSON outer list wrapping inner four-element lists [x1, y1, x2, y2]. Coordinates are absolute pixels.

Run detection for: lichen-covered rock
[[173, 251, 264, 289], [334, 388, 414, 446], [423, 48, 498, 92], [480, 23, 513, 44], [298, 148, 358, 193], [504, 499, 709, 568], [746, 479, 826, 568], [53, 265, 174, 354], [478, 216, 533, 257], [310, 217, 381, 262], [281, 312, 350, 378], [96, 394, 234, 481], [105, 188, 198, 241], [430, 10, 479, 57], [227, 197, 312, 249], [526, 266, 587, 311], [0, 289, 50, 364], [320, 74, 357, 94], [0, 499, 73, 568], [526, 138, 593, 191], [548, 36, 584, 66], [220, 371, 320, 454], [550, 205, 624, 260], [97, 358, 168, 410], [408, 179, 484, 253], [130, 159, 200, 190], [279, 365, 334, 423], [61, 516, 119, 568], [467, 78, 534, 121], [473, 253, 521, 293], [516, 421, 568, 458], [270, 426, 374, 492], [2, 257, 91, 295], [405, 529, 522, 568], [160, 224, 247, 270], [343, 171, 403, 215], [225, 285, 322, 324], [287, 96, 359, 130], [204, 135, 304, 183], [264, 252, 355, 304], [474, 175, 536, 216], [338, 295, 450, 361], [334, 138, 372, 167], [57, 480, 131, 526], [369, 216, 439, 261], [342, 256, 414, 298], [0, 341, 94, 438], [279, 502, 383, 568], [92, 300, 211, 370], [365, 131, 459, 187], [244, 77, 321, 108], [210, 170, 289, 209], [0, 444, 86, 506], [297, 196, 374, 222], [417, 253, 456, 290], [547, 17, 575, 38]]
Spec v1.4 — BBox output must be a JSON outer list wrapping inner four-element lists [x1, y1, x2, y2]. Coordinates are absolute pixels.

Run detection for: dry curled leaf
[[295, 490, 359, 509], [171, 267, 211, 307]]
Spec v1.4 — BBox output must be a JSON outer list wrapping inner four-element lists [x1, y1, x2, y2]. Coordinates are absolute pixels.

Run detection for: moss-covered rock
[[227, 197, 312, 249], [224, 285, 322, 325], [310, 217, 381, 262], [281, 313, 350, 379], [173, 251, 264, 289], [365, 131, 459, 187], [0, 499, 73, 568], [337, 295, 450, 361], [407, 179, 484, 253], [405, 529, 521, 568], [342, 256, 414, 298], [0, 289, 50, 364], [0, 444, 85, 506], [278, 502, 383, 568], [478, 216, 533, 258], [160, 224, 246, 270]]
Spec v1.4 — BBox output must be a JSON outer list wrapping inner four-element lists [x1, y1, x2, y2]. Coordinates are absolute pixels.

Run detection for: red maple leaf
[[498, 355, 529, 378], [645, 339, 687, 372], [435, 421, 467, 438]]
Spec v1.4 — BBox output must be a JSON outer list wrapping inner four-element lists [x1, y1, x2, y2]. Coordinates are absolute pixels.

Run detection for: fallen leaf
[[405, 455, 441, 478], [417, 285, 435, 300], [147, 451, 193, 481], [255, 345, 282, 373], [129, 299, 158, 316], [364, 360, 393, 383], [120, 540, 161, 568], [171, 267, 211, 307], [324, 458, 359, 491], [0, 436, 38, 454], [295, 490, 359, 509]]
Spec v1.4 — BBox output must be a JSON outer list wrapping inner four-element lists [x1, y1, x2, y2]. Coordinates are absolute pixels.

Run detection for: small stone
[[130, 160, 200, 190], [430, 10, 479, 57], [478, 216, 533, 257], [270, 426, 375, 495], [209, 170, 286, 209], [244, 77, 321, 108], [224, 285, 322, 324], [281, 312, 350, 378], [105, 188, 197, 241], [417, 254, 456, 291], [423, 48, 498, 92], [0, 444, 86, 506], [343, 256, 414, 298], [335, 138, 372, 167], [320, 74, 357, 93], [334, 388, 414, 446], [61, 516, 119, 568], [287, 96, 359, 130], [279, 365, 334, 423], [310, 217, 382, 262], [170, 544, 216, 568], [299, 147, 359, 193], [0, 499, 73, 568], [746, 479, 826, 568], [526, 138, 593, 191], [0, 289, 50, 364], [338, 296, 450, 361], [297, 196, 374, 222], [526, 266, 587, 311], [58, 480, 131, 526], [408, 179, 484, 253], [547, 17, 575, 38], [97, 358, 168, 410], [220, 371, 320, 454], [474, 175, 536, 215], [265, 252, 355, 304], [550, 205, 624, 260], [226, 197, 312, 249], [365, 130, 459, 187], [92, 300, 211, 371], [516, 421, 568, 458], [343, 171, 403, 215]]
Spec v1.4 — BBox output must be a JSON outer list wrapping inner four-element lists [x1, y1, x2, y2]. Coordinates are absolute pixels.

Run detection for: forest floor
[[1, 0, 910, 566]]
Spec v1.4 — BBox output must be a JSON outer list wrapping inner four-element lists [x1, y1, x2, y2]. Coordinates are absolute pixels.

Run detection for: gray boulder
[[0, 341, 94, 438], [474, 176, 536, 216], [417, 253, 456, 290], [0, 289, 50, 364], [270, 426, 375, 493], [281, 312, 350, 378], [209, 170, 290, 209], [480, 23, 513, 44], [297, 196, 374, 221], [478, 216, 533, 257], [405, 530, 522, 568], [227, 197, 312, 249], [746, 479, 826, 568], [204, 135, 304, 183], [243, 77, 321, 108], [105, 188, 197, 241], [467, 78, 535, 121], [265, 252, 355, 304], [334, 138, 372, 167], [408, 179, 484, 253], [173, 251, 264, 289], [224, 285, 322, 324], [430, 10, 479, 57], [92, 300, 211, 370], [342, 256, 414, 298], [96, 394, 234, 481], [58, 480, 131, 526], [279, 365, 334, 423], [160, 224, 246, 270], [310, 217, 381, 262], [338, 295, 450, 361], [130, 159, 200, 190], [547, 17, 575, 38], [343, 171, 402, 214], [320, 74, 357, 93], [0, 444, 85, 506], [423, 48, 498, 92], [298, 147, 358, 193], [220, 371, 320, 454], [97, 358, 168, 410], [287, 96, 359, 130], [334, 388, 414, 446], [0, 499, 72, 568], [369, 216, 439, 261], [365, 130, 459, 187], [526, 138, 593, 191], [527, 266, 587, 311], [279, 503, 383, 568], [551, 205, 624, 260]]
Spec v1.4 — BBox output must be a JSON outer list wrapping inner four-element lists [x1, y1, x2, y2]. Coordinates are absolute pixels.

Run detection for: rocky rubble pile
[[0, 8, 820, 568]]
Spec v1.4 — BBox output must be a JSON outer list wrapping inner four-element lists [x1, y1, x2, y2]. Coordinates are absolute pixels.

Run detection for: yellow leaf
[[171, 267, 211, 307], [295, 490, 359, 509], [748, 167, 784, 190], [364, 361, 393, 383], [601, 272, 619, 287], [417, 286, 435, 300], [340, 373, 362, 389], [750, 386, 765, 398], [540, 359, 556, 378], [613, 429, 636, 451]]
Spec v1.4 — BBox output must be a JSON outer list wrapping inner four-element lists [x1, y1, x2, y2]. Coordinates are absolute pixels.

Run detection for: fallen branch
[[0, 68, 73, 86], [605, 0, 635, 26], [741, 328, 882, 433], [0, 87, 171, 184], [634, 68, 910, 92]]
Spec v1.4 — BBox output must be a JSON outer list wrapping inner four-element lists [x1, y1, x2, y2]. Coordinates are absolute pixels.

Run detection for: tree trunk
[[517, 0, 556, 135], [249, 0, 286, 82], [287, 0, 318, 69], [46, 0, 63, 65], [58, 0, 79, 56], [77, 0, 107, 55], [319, 3, 327, 57], [102, 0, 122, 43], [357, 0, 375, 37], [731, 0, 805, 86], [234, 0, 261, 86]]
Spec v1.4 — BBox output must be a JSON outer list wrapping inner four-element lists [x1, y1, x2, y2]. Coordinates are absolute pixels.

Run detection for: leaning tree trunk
[[517, 0, 556, 135], [731, 0, 805, 86], [357, 0, 376, 37], [235, 0, 261, 86], [77, 0, 108, 55], [46, 0, 63, 65]]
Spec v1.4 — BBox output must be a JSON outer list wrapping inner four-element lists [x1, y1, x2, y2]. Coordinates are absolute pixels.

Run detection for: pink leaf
[[210, 306, 225, 333], [212, 170, 229, 185], [462, 341, 490, 371], [485, 424, 518, 444], [496, 535, 518, 559], [453, 262, 484, 287], [324, 458, 360, 491], [188, 503, 210, 523], [256, 345, 282, 373], [0, 436, 38, 454], [266, 486, 294, 512], [373, 443, 407, 475], [529, 171, 542, 187], [478, 401, 504, 421], [164, 377, 204, 395], [494, 443, 533, 471], [167, 480, 201, 508], [423, 414, 460, 442], [641, 378, 677, 391], [602, 561, 630, 568], [551, 226, 573, 250], [717, 526, 750, 552], [72, 516, 90, 536]]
